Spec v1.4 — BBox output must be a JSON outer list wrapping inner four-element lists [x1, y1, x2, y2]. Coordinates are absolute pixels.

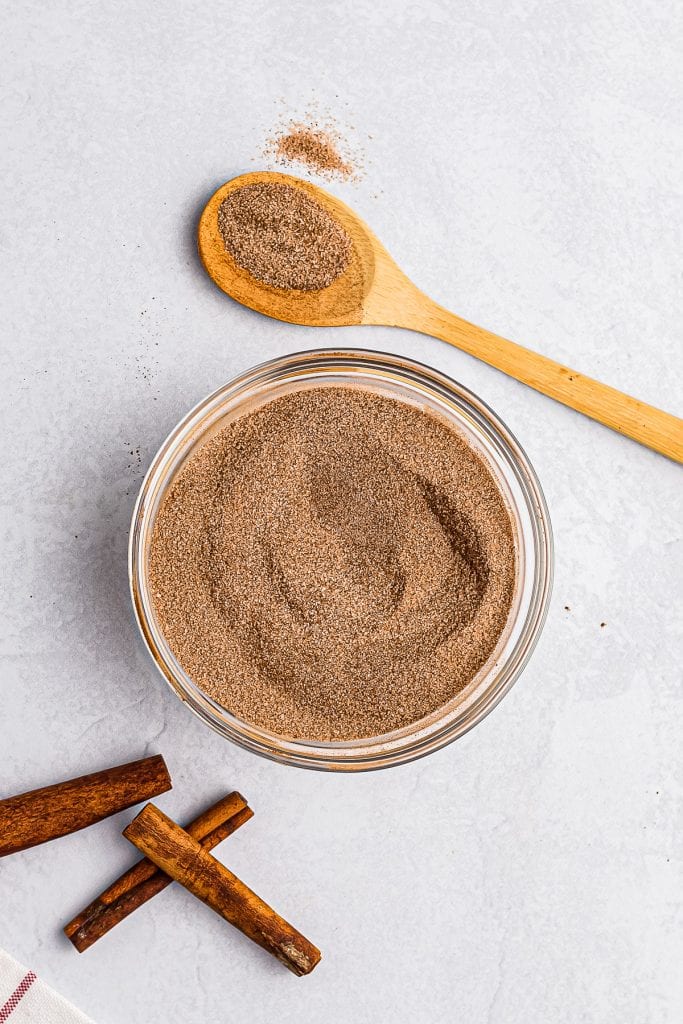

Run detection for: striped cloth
[[0, 950, 94, 1023]]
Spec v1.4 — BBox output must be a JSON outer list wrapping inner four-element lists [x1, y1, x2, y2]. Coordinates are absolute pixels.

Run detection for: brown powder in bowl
[[217, 182, 352, 291], [148, 386, 517, 742]]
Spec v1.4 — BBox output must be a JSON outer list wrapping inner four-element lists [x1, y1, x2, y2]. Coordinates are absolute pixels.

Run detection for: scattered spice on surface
[[273, 125, 353, 178], [149, 387, 517, 742], [217, 182, 352, 291], [265, 119, 360, 180]]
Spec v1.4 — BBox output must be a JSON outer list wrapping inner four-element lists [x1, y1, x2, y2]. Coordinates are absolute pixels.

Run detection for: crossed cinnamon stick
[[1, 758, 320, 975], [124, 803, 321, 976], [64, 791, 252, 952], [65, 792, 321, 976]]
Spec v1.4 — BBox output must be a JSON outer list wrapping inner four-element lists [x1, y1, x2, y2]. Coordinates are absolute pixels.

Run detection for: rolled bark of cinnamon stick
[[124, 803, 321, 976], [0, 755, 172, 858], [65, 792, 253, 952]]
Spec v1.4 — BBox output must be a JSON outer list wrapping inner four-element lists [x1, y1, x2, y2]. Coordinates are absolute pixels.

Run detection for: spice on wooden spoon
[[198, 171, 683, 462], [217, 182, 351, 290]]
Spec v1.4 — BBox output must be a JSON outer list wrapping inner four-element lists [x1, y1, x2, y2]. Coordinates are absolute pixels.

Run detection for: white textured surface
[[1, 2, 681, 1022]]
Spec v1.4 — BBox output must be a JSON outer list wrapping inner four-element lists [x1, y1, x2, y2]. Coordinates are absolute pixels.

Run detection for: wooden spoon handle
[[393, 294, 683, 463]]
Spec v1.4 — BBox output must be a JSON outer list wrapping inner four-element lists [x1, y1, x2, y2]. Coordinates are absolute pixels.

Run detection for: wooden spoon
[[198, 171, 683, 463]]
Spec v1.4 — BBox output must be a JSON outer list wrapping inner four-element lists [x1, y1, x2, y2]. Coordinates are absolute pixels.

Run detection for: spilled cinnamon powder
[[275, 126, 353, 178], [266, 120, 360, 180], [149, 386, 517, 741]]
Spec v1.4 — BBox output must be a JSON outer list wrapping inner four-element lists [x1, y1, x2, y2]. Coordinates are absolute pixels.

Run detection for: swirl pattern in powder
[[149, 386, 516, 740]]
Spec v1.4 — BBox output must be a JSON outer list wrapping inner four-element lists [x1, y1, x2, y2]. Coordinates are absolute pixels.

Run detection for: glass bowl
[[129, 349, 553, 771]]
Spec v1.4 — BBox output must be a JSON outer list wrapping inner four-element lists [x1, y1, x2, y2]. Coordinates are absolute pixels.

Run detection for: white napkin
[[0, 949, 94, 1023]]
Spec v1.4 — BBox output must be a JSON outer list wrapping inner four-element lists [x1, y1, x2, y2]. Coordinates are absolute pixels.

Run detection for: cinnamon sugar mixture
[[266, 121, 358, 180], [217, 183, 351, 291], [274, 127, 352, 178], [149, 387, 516, 741]]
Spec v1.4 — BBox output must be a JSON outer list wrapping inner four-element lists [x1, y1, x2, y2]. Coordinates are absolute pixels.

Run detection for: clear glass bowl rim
[[129, 348, 553, 771]]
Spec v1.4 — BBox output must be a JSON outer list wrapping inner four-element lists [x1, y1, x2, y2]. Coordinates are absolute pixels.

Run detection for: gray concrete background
[[1, 2, 681, 1021]]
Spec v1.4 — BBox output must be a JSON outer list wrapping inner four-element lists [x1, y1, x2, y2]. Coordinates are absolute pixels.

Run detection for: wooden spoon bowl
[[198, 171, 683, 462], [198, 171, 377, 327]]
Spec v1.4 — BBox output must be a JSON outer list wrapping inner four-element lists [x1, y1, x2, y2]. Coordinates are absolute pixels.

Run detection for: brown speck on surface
[[564, 605, 571, 611], [149, 387, 517, 742], [600, 622, 606, 628]]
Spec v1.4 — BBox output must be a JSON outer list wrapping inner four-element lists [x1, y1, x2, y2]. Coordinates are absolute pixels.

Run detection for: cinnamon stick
[[65, 792, 253, 952], [0, 755, 172, 858], [124, 803, 321, 976]]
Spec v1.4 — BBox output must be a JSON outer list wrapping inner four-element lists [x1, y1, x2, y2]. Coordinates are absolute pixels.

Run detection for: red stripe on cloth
[[0, 972, 37, 1021]]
